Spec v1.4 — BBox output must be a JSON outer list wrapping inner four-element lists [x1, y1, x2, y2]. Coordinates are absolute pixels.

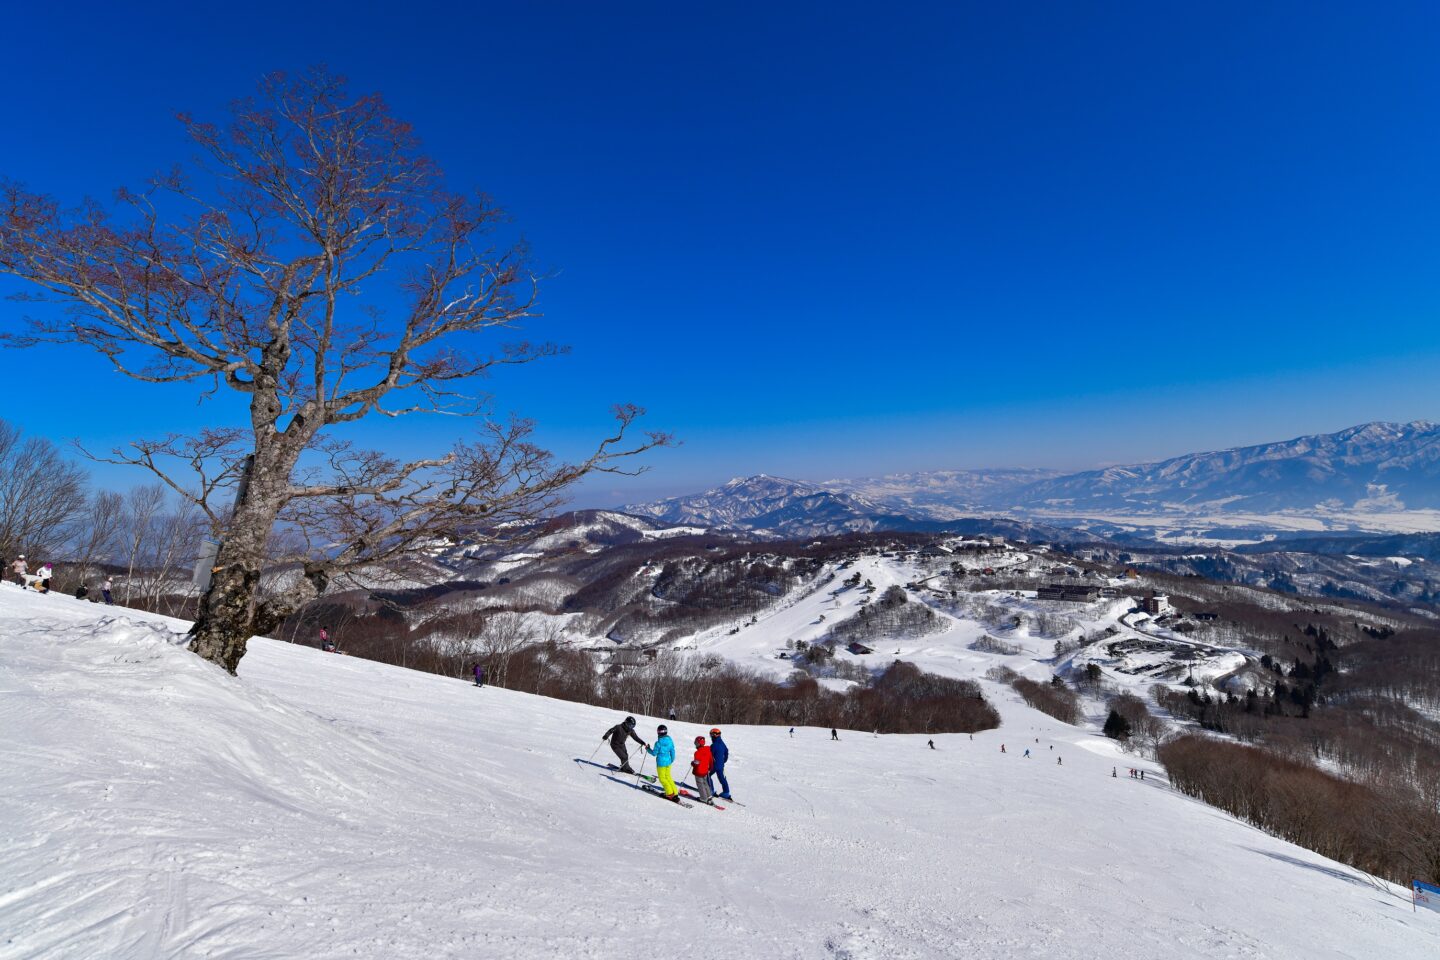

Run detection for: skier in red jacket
[[690, 736, 716, 805]]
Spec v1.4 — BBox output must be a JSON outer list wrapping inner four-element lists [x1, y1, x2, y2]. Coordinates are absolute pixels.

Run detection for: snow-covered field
[[2, 587, 1436, 959]]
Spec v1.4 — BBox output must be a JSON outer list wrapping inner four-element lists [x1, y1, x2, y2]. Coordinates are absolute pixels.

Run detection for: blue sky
[[3, 2, 1439, 505]]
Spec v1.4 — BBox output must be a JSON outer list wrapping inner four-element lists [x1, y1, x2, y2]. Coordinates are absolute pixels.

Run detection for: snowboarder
[[647, 725, 679, 800], [602, 716, 647, 774], [101, 577, 113, 604], [830, 728, 839, 741], [691, 736, 715, 804], [709, 728, 730, 800], [9, 555, 26, 587], [473, 663, 486, 687]]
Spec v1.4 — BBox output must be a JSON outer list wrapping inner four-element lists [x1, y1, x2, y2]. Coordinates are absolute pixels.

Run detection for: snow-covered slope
[[1, 588, 1434, 959]]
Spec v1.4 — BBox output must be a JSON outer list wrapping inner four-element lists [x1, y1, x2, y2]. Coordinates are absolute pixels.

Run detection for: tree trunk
[[186, 441, 293, 673], [187, 560, 266, 674]]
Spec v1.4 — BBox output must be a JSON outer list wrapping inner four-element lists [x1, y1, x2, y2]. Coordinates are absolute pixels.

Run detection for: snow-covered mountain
[[822, 468, 1065, 519], [625, 474, 914, 537], [626, 423, 1440, 539], [1007, 420, 1440, 514]]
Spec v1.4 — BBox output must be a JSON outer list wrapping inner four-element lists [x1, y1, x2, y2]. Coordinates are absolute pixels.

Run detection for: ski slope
[[1, 587, 1435, 959]]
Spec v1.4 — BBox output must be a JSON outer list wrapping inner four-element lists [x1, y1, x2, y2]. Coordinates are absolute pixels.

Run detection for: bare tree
[[121, 483, 166, 604], [0, 419, 87, 561], [0, 70, 666, 672], [72, 489, 125, 584]]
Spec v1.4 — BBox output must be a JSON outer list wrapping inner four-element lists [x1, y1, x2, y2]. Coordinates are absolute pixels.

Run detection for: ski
[[640, 785, 693, 808], [678, 791, 725, 810], [679, 781, 741, 805], [608, 763, 657, 783], [601, 773, 692, 807], [573, 757, 656, 783]]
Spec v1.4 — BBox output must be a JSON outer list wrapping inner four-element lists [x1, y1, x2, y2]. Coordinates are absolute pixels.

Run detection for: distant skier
[[473, 663, 486, 687], [1001, 744, 1006, 754], [668, 707, 677, 721], [789, 727, 795, 738], [602, 716, 646, 774], [830, 728, 839, 741], [320, 627, 335, 652], [927, 740, 935, 750], [101, 577, 113, 604], [691, 736, 715, 804], [709, 728, 731, 800], [10, 555, 26, 587], [1139, 770, 1144, 781], [1023, 748, 1031, 758], [1057, 757, 1063, 766], [1112, 767, 1117, 778], [647, 725, 679, 801]]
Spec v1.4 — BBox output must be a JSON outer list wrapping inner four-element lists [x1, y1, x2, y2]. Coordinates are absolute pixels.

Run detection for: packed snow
[[1, 587, 1436, 959]]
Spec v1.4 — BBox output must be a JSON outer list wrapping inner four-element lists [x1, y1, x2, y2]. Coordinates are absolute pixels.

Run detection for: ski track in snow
[[0, 586, 1435, 959]]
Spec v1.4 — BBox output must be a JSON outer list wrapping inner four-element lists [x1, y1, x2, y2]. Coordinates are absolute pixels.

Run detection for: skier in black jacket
[[602, 716, 648, 773]]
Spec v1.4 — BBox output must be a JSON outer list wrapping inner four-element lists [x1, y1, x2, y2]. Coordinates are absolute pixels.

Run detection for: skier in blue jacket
[[647, 725, 679, 800], [707, 728, 731, 800]]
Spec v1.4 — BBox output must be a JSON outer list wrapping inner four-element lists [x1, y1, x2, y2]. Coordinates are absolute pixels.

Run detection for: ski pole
[[586, 741, 603, 764], [635, 749, 650, 787]]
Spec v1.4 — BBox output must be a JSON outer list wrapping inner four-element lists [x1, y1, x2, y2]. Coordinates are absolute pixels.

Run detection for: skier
[[473, 663, 486, 687], [1001, 744, 1006, 754], [101, 577, 113, 604], [601, 716, 647, 774], [789, 727, 795, 738], [9, 555, 26, 587], [709, 728, 731, 800], [927, 740, 935, 750], [647, 725, 679, 801], [1139, 770, 1145, 781], [691, 736, 715, 804], [1112, 767, 1117, 778], [1023, 748, 1031, 758], [830, 728, 839, 741], [668, 707, 677, 721], [1057, 757, 1063, 766], [320, 627, 334, 652]]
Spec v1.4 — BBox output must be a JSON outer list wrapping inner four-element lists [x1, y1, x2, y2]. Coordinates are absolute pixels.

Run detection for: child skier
[[708, 728, 730, 800], [102, 577, 113, 604], [473, 663, 486, 687], [10, 555, 26, 586], [648, 725, 679, 800], [691, 736, 715, 804]]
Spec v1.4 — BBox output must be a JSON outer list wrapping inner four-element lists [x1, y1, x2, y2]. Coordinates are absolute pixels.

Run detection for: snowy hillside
[[2, 588, 1435, 959]]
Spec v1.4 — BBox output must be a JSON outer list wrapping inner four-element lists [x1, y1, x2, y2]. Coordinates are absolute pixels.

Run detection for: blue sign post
[[1414, 880, 1440, 914]]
